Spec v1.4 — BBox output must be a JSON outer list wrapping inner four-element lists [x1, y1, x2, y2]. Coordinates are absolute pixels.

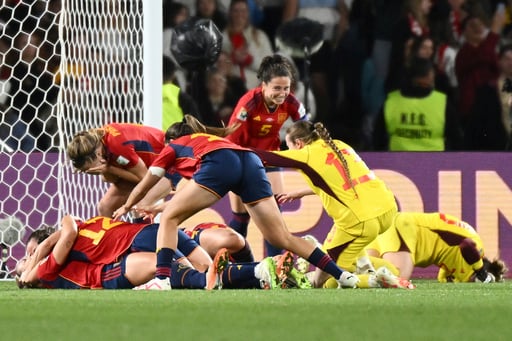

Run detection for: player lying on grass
[[20, 215, 212, 274], [365, 212, 509, 283], [16, 216, 309, 289]]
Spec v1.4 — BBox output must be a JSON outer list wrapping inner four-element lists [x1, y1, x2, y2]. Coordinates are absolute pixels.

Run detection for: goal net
[[0, 0, 159, 279]]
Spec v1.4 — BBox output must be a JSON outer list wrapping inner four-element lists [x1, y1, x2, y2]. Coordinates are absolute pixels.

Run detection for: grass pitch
[[1, 280, 510, 340]]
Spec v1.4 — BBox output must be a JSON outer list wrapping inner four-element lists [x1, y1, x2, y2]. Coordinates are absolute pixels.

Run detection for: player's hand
[[112, 205, 130, 220], [86, 164, 108, 175], [275, 191, 304, 204], [133, 203, 164, 219]]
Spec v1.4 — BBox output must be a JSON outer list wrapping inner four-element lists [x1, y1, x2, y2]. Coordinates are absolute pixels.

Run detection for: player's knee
[[97, 200, 113, 217]]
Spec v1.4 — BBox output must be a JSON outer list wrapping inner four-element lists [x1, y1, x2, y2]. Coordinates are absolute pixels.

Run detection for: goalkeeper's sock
[[229, 212, 250, 237], [306, 247, 342, 279], [156, 248, 174, 279]]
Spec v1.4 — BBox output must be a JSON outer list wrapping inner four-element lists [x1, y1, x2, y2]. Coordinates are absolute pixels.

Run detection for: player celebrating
[[66, 123, 173, 217], [253, 120, 402, 289], [112, 114, 359, 290], [366, 212, 509, 283], [225, 54, 307, 256], [16, 216, 299, 290]]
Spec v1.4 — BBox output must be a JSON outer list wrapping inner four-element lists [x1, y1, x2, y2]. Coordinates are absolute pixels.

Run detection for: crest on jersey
[[237, 108, 248, 121], [278, 112, 287, 124], [116, 156, 129, 166]]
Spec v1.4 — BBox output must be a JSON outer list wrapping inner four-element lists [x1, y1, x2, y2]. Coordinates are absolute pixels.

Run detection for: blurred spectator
[[282, 0, 349, 123], [195, 67, 240, 127], [497, 44, 512, 139], [258, 0, 285, 50], [192, 0, 228, 31], [332, 0, 376, 147], [221, 0, 273, 89], [194, 51, 247, 127], [163, 1, 192, 90], [386, 0, 433, 92], [214, 50, 248, 100], [4, 31, 58, 151], [455, 8, 505, 126], [374, 57, 462, 151]]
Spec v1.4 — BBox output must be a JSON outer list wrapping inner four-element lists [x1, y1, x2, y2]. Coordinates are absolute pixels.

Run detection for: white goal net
[[0, 0, 158, 279]]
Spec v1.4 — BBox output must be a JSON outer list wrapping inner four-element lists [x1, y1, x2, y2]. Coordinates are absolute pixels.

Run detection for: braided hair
[[286, 121, 358, 198]]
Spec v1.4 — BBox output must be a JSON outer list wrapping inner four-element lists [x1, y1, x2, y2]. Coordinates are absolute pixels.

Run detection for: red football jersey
[[151, 133, 248, 178], [71, 216, 147, 264], [38, 254, 103, 289], [103, 123, 165, 169], [226, 87, 306, 150]]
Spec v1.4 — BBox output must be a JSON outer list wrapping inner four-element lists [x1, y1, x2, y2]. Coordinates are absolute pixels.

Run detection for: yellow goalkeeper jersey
[[271, 139, 397, 226], [370, 212, 485, 282]]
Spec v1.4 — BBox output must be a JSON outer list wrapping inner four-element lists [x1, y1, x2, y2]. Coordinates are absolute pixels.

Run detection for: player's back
[[70, 216, 148, 264], [403, 212, 483, 273]]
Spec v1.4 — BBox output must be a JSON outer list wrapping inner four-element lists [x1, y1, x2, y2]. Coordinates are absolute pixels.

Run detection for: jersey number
[[78, 217, 124, 245]]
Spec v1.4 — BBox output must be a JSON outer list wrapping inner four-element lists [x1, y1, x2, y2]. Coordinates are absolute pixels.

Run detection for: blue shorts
[[131, 223, 186, 259], [101, 257, 132, 289], [131, 224, 159, 252], [194, 149, 273, 204]]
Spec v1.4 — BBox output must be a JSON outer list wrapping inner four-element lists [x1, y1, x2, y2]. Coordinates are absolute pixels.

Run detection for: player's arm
[[112, 166, 164, 219], [459, 238, 493, 282], [20, 215, 78, 285], [225, 102, 250, 146], [276, 188, 315, 204], [20, 230, 60, 280], [103, 159, 148, 184]]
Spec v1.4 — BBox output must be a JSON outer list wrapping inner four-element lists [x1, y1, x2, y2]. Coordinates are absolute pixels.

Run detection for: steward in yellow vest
[[375, 58, 462, 151]]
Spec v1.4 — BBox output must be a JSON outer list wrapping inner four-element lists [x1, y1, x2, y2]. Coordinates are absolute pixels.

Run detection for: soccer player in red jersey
[[225, 54, 307, 255], [112, 115, 359, 290], [66, 123, 173, 217], [16, 216, 297, 290]]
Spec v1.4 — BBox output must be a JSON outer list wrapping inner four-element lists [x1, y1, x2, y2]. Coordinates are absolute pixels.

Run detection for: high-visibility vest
[[384, 90, 447, 151], [162, 83, 184, 130]]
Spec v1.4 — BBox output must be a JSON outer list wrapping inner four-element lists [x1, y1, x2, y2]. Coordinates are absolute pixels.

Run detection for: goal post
[[0, 0, 162, 279]]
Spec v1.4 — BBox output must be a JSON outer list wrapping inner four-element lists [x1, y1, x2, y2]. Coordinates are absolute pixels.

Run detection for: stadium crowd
[[3, 0, 512, 151]]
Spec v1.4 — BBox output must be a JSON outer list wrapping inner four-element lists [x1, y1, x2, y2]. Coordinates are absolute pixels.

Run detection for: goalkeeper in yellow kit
[[253, 120, 407, 289], [366, 212, 508, 283]]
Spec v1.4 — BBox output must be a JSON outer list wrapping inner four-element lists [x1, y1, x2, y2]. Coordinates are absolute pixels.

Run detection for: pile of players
[[15, 54, 508, 290]]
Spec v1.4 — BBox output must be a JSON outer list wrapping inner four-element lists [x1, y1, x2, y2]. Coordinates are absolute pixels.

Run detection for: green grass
[[1, 280, 511, 340]]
